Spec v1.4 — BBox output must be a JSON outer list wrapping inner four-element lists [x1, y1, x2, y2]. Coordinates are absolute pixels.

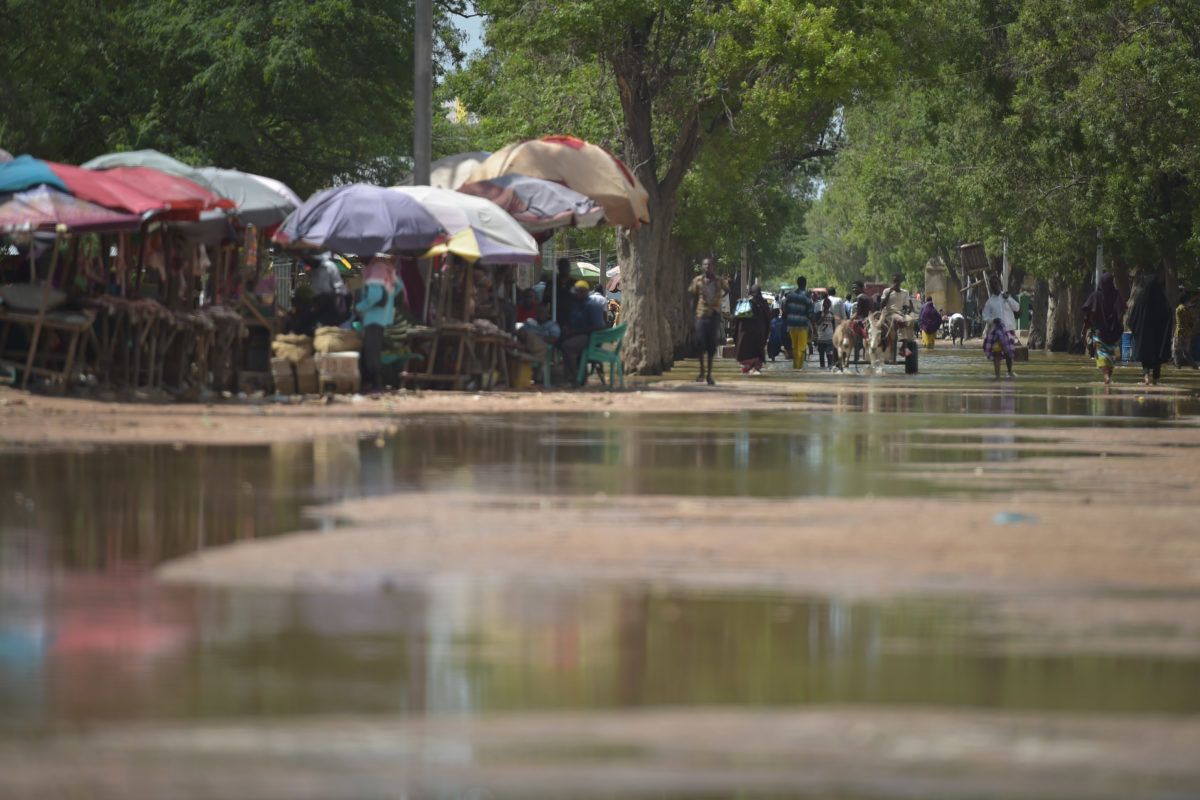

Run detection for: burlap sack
[[313, 326, 363, 354], [271, 333, 313, 363]]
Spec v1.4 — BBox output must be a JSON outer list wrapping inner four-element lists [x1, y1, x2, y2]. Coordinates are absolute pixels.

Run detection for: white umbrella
[[397, 151, 492, 190], [387, 184, 538, 263]]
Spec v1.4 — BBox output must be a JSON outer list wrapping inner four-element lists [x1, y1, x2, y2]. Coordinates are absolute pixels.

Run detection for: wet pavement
[[2, 345, 1200, 797]]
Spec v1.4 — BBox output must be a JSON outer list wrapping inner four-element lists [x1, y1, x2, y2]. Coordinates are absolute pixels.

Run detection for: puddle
[[3, 580, 1198, 727], [3, 352, 1200, 756]]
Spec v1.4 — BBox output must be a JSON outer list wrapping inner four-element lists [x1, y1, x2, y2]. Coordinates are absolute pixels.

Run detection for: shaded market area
[[2, 346, 1200, 799], [1, 138, 646, 398]]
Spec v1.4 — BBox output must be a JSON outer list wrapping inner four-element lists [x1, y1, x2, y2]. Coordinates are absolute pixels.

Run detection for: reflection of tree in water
[[0, 445, 313, 572]]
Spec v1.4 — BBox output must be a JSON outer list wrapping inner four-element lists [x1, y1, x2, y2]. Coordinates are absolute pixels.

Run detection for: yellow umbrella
[[421, 227, 539, 263]]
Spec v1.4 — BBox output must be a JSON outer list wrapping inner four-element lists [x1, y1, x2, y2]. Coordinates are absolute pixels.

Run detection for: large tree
[[811, 0, 1200, 349], [0, 0, 469, 197], [456, 0, 910, 373]]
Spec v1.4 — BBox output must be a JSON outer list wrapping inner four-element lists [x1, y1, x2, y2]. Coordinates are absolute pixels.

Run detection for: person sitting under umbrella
[[561, 280, 609, 386]]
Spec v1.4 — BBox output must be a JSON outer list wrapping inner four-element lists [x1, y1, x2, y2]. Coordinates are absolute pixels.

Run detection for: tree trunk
[[1046, 275, 1088, 353], [619, 215, 686, 375], [1029, 277, 1049, 350]]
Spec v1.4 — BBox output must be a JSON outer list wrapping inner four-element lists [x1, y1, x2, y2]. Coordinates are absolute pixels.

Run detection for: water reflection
[[0, 401, 1184, 577], [4, 580, 1198, 726]]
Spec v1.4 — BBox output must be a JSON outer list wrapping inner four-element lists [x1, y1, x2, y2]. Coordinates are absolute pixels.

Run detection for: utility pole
[[1094, 227, 1103, 289], [1001, 234, 1009, 291], [413, 0, 432, 186]]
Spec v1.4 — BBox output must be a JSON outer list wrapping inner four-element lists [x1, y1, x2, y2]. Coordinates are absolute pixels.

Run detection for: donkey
[[832, 319, 862, 373], [866, 311, 896, 373]]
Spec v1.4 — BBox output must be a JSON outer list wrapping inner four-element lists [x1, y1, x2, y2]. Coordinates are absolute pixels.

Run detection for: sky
[[454, 10, 485, 56]]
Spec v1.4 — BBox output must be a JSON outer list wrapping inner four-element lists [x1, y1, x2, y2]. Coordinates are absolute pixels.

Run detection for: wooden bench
[[0, 306, 97, 389]]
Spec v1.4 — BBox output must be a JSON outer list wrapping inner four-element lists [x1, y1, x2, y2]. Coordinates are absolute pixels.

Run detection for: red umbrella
[[47, 162, 176, 216], [86, 166, 235, 219]]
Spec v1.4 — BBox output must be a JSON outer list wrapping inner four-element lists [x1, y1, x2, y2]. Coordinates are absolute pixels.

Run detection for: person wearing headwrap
[[919, 296, 943, 350], [1082, 271, 1127, 385], [734, 282, 771, 374], [356, 254, 401, 392], [1126, 271, 1174, 386]]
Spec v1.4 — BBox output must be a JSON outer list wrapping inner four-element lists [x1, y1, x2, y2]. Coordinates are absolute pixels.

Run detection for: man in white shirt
[[982, 277, 1021, 378], [982, 277, 1020, 335], [825, 285, 848, 321]]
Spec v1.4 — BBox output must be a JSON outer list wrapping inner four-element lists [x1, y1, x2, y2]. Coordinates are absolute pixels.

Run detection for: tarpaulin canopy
[[82, 148, 227, 197], [0, 155, 69, 193], [48, 161, 177, 216], [87, 166, 235, 215], [0, 185, 142, 233]]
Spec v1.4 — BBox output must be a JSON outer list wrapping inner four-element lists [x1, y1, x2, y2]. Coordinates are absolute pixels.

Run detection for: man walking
[[784, 276, 814, 369], [689, 257, 729, 385]]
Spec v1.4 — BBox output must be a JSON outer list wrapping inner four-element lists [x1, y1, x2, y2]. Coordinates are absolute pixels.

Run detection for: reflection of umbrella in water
[[273, 183, 445, 256], [456, 173, 604, 233], [466, 136, 650, 229], [389, 185, 539, 264]]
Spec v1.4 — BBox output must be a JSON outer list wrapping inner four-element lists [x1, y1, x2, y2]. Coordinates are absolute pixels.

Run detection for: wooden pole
[[21, 230, 63, 389], [413, 0, 432, 185]]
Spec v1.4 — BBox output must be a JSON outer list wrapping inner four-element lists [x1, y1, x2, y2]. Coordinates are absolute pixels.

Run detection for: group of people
[[1083, 270, 1196, 386], [693, 262, 1040, 382], [690, 264, 924, 381]]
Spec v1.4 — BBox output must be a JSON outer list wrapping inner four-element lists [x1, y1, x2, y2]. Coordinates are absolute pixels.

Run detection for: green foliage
[[0, 0, 469, 197], [813, 0, 1200, 290]]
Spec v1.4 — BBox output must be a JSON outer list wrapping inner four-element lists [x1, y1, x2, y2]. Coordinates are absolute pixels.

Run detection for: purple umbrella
[[0, 185, 142, 233], [273, 183, 445, 256], [456, 173, 605, 233]]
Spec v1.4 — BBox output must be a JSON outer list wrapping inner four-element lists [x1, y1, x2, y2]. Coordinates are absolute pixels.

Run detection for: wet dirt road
[[2, 346, 1200, 798]]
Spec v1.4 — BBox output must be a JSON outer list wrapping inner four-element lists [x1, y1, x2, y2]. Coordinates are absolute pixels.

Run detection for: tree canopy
[[453, 0, 911, 371], [0, 0, 469, 197], [807, 0, 1200, 296]]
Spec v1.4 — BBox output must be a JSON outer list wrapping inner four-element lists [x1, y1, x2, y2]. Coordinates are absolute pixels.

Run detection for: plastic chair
[[577, 323, 626, 389]]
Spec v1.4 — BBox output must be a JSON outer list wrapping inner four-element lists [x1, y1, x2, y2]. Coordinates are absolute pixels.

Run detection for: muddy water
[[2, 349, 1200, 744]]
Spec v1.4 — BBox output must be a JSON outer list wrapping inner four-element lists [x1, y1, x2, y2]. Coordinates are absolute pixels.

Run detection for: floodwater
[[2, 347, 1200, 796]]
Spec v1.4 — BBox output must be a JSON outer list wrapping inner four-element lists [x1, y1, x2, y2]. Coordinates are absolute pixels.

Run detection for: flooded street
[[2, 346, 1200, 798]]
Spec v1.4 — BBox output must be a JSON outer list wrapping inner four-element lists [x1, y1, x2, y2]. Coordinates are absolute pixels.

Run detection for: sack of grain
[[271, 333, 313, 363], [313, 326, 363, 354]]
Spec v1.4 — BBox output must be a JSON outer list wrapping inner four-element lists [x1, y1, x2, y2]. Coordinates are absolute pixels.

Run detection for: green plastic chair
[[577, 323, 626, 389]]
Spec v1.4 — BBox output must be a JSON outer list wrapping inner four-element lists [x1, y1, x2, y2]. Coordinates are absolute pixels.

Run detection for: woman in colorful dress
[[1081, 271, 1126, 385]]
